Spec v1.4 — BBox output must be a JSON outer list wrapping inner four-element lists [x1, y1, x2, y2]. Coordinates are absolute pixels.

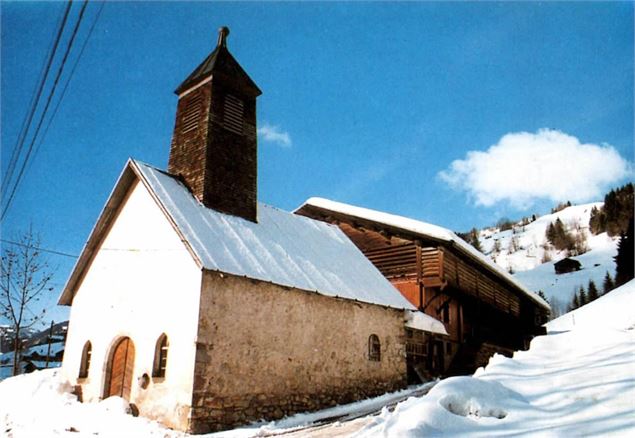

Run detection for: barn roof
[[59, 160, 447, 334], [296, 197, 550, 311]]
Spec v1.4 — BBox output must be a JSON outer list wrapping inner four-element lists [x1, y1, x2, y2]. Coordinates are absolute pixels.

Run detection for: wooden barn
[[296, 198, 551, 380], [554, 257, 582, 274]]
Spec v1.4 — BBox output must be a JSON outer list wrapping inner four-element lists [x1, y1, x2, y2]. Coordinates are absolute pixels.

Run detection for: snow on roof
[[133, 161, 426, 313], [299, 197, 550, 310], [405, 310, 448, 335]]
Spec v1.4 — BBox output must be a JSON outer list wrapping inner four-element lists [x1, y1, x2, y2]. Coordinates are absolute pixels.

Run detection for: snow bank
[[358, 280, 635, 437], [547, 278, 635, 332], [0, 369, 180, 438]]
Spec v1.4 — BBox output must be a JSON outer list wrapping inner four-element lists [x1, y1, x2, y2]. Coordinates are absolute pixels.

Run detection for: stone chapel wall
[[189, 271, 407, 433]]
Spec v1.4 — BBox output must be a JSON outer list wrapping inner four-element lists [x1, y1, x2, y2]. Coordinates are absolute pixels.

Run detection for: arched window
[[79, 341, 92, 378], [152, 334, 169, 378], [368, 334, 381, 361]]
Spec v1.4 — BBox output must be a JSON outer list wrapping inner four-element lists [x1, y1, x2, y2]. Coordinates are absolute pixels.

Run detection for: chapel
[[59, 27, 446, 433]]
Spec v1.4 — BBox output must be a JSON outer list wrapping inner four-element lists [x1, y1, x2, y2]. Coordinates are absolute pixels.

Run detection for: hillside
[[477, 202, 618, 316], [0, 321, 67, 380], [1, 281, 633, 437]]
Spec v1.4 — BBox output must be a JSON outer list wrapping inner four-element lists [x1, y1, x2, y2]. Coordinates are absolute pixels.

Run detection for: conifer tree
[[587, 280, 599, 302], [614, 217, 634, 287], [578, 286, 587, 307], [546, 222, 556, 245], [469, 228, 483, 253], [603, 271, 615, 295], [571, 292, 580, 311]]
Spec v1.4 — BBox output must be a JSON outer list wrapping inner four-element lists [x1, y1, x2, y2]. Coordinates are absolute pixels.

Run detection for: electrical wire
[[1, 0, 73, 197], [1, 0, 89, 221], [29, 1, 107, 174], [0, 239, 78, 259]]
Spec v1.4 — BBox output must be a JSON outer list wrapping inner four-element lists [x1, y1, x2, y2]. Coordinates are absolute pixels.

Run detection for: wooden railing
[[364, 244, 445, 287]]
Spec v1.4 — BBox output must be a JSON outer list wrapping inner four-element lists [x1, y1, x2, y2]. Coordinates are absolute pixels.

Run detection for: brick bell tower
[[168, 27, 262, 222]]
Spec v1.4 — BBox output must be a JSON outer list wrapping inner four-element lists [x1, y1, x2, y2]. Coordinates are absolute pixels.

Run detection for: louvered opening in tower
[[223, 94, 244, 135], [181, 94, 203, 135]]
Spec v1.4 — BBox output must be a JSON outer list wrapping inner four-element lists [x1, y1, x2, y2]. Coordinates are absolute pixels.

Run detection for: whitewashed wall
[[62, 179, 202, 430]]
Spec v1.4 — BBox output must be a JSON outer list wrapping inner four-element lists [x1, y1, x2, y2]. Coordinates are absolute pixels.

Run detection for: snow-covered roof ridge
[[299, 197, 549, 310], [131, 161, 436, 314]]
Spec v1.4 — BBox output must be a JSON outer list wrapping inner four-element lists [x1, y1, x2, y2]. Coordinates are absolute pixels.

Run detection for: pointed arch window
[[368, 334, 381, 361], [152, 334, 169, 378], [79, 341, 92, 378]]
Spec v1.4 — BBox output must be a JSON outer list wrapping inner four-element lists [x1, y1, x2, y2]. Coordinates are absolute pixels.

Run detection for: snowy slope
[[357, 280, 635, 437], [1, 282, 633, 437], [478, 202, 618, 316]]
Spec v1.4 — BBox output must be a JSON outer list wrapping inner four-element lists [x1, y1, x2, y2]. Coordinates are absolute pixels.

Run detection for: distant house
[[59, 28, 445, 434], [554, 258, 582, 275]]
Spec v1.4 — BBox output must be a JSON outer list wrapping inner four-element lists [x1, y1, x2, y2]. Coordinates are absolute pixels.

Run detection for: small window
[[152, 334, 169, 378], [368, 334, 381, 361], [79, 341, 92, 378], [446, 342, 452, 354], [443, 305, 450, 324], [406, 329, 413, 338]]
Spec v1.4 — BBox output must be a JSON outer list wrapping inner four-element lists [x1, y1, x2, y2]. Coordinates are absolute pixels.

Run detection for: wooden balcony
[[364, 244, 445, 288]]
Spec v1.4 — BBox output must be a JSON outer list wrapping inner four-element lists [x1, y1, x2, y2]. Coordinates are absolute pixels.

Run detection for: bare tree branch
[[1, 227, 56, 376]]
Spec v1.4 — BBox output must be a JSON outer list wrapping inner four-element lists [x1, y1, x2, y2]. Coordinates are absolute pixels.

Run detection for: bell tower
[[168, 27, 262, 222]]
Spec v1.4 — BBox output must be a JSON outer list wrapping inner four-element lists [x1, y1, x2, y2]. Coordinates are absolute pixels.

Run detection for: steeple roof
[[175, 26, 262, 96]]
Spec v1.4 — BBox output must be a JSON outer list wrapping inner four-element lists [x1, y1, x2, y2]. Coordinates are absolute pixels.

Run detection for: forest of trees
[[544, 218, 587, 256], [589, 183, 633, 236]]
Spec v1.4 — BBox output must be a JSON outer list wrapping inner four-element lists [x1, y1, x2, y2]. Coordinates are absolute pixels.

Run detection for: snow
[[23, 342, 65, 357], [133, 160, 419, 312], [299, 197, 549, 310], [0, 369, 175, 438], [477, 202, 618, 315], [1, 281, 634, 436], [547, 279, 635, 332], [357, 280, 635, 437], [481, 203, 606, 272], [0, 367, 431, 438], [405, 310, 448, 336]]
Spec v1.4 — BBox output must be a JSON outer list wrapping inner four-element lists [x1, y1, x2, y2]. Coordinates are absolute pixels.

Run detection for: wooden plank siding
[[443, 251, 520, 316]]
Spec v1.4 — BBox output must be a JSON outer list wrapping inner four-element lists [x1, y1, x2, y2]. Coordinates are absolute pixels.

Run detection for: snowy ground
[[478, 202, 618, 315], [356, 280, 635, 437], [1, 280, 634, 437]]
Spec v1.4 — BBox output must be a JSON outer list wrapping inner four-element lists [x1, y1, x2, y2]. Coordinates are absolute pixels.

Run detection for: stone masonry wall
[[189, 271, 407, 433]]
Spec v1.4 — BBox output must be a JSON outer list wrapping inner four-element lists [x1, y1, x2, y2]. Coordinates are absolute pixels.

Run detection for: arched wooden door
[[105, 337, 135, 400]]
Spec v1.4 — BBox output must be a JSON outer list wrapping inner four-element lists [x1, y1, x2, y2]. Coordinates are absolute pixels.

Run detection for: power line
[[1, 0, 89, 221], [0, 239, 78, 259], [29, 1, 106, 174], [1, 0, 73, 197]]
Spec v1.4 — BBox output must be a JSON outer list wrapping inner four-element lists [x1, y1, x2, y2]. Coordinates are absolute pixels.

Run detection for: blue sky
[[1, 1, 633, 325]]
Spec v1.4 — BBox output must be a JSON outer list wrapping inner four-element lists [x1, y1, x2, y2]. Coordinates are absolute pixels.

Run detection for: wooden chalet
[[296, 198, 551, 381], [554, 257, 582, 275]]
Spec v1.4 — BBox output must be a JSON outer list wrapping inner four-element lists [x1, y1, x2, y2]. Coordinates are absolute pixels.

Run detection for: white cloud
[[438, 129, 632, 209], [257, 123, 291, 147]]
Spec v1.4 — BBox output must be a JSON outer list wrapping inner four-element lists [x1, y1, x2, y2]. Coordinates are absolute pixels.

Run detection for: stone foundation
[[189, 379, 404, 433]]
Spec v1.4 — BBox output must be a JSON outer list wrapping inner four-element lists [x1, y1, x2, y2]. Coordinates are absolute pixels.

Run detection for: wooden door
[[106, 337, 135, 400]]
